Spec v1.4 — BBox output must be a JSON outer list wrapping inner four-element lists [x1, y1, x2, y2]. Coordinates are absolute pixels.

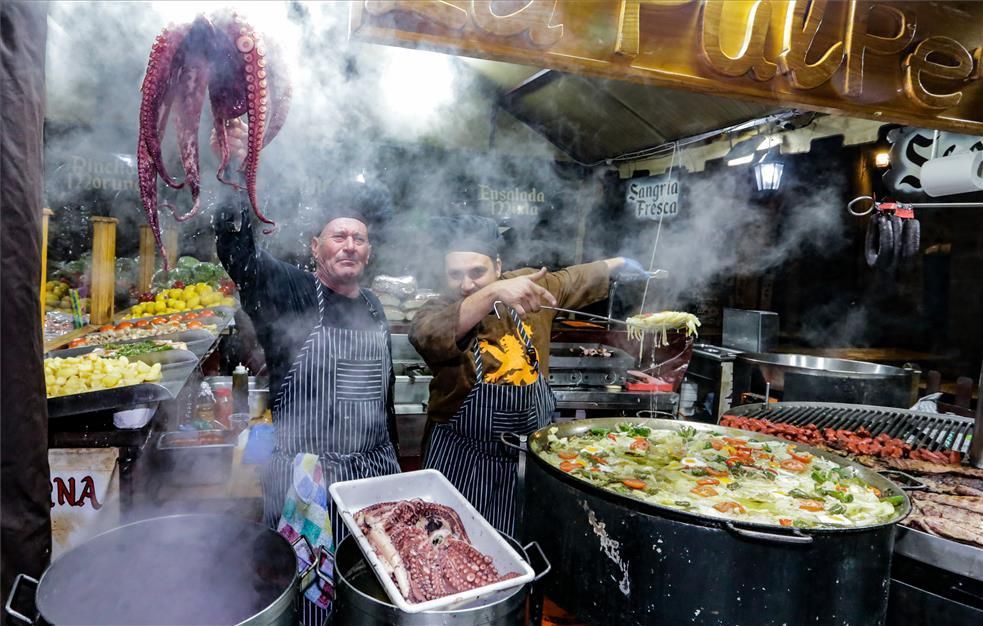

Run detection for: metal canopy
[[462, 57, 781, 165]]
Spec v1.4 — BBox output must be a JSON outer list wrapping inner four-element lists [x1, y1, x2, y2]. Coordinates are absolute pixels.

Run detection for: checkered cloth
[[276, 453, 334, 610]]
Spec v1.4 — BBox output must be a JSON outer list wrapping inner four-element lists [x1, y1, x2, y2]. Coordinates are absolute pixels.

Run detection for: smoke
[[608, 163, 848, 313], [43, 1, 570, 273]]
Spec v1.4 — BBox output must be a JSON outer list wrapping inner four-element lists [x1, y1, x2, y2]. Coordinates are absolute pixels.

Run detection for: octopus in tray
[[355, 499, 520, 603], [137, 10, 291, 265]]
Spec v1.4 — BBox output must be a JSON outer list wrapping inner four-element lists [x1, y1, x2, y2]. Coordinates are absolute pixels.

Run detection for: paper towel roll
[[921, 151, 983, 197]]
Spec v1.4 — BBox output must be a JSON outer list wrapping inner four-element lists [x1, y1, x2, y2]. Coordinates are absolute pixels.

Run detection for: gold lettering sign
[[471, 0, 563, 47], [700, 0, 777, 81], [840, 0, 915, 97], [779, 0, 843, 89], [903, 36, 975, 109], [351, 0, 983, 133]]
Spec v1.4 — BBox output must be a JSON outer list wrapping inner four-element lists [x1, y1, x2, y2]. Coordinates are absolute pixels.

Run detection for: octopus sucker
[[137, 11, 290, 258], [355, 499, 521, 604]]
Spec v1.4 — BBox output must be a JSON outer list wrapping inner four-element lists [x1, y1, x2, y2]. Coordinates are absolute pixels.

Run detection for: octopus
[[137, 10, 291, 266], [355, 499, 520, 603]]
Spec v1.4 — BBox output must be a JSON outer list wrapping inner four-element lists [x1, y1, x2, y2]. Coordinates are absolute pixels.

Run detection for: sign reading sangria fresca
[[350, 1, 983, 134], [627, 175, 680, 221]]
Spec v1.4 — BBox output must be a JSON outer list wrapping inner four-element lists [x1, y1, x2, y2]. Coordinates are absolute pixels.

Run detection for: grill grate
[[723, 402, 976, 456]]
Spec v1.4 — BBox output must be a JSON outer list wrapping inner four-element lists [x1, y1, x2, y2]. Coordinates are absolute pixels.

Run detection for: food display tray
[[46, 329, 217, 360], [329, 469, 535, 614], [125, 305, 237, 330], [155, 430, 236, 486], [46, 349, 199, 418]]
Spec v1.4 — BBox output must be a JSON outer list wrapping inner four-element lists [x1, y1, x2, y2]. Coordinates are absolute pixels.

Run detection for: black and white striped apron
[[423, 307, 556, 536], [262, 281, 400, 626]]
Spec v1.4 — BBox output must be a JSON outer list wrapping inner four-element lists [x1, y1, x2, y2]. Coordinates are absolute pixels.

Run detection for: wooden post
[[164, 228, 179, 270], [89, 217, 118, 325], [138, 224, 156, 294], [40, 208, 53, 325]]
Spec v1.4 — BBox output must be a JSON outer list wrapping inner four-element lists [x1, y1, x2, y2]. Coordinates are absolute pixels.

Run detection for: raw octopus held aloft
[[137, 10, 291, 266]]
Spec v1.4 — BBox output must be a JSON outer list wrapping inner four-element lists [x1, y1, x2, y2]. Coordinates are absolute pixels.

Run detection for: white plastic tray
[[329, 469, 535, 613]]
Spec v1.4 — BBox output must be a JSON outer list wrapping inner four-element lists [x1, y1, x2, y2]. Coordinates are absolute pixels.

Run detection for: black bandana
[[433, 215, 500, 259]]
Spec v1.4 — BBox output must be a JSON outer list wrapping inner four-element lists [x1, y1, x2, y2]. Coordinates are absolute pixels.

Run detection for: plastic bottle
[[232, 363, 250, 415], [194, 382, 216, 429], [213, 387, 233, 429]]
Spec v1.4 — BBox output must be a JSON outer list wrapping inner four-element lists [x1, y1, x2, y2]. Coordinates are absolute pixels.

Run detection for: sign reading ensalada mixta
[[627, 175, 681, 221], [350, 1, 983, 134], [478, 183, 547, 216]]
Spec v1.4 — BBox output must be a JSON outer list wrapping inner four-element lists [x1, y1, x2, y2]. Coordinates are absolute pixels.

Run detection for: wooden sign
[[350, 1, 983, 134]]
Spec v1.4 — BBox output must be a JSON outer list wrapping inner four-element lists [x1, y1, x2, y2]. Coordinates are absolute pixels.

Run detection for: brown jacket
[[409, 262, 610, 426]]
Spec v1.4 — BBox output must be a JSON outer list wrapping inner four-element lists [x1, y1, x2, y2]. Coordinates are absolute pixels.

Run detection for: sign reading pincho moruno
[[627, 174, 681, 221], [350, 1, 983, 134]]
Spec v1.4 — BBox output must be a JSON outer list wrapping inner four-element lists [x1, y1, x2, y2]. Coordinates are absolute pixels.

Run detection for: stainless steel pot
[[5, 514, 303, 625], [520, 417, 910, 626], [734, 352, 920, 407], [333, 533, 549, 626]]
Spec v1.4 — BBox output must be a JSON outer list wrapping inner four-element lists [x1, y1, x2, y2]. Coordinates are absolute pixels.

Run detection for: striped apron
[[424, 307, 556, 536], [262, 281, 400, 626]]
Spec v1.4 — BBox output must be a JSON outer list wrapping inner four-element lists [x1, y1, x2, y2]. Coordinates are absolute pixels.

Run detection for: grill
[[723, 402, 976, 458]]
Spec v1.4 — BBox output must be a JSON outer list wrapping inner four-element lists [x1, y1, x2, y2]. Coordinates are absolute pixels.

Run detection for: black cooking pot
[[519, 417, 910, 626], [4, 514, 304, 625]]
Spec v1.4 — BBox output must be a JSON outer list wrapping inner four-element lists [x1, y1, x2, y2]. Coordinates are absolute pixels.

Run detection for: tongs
[[492, 300, 626, 325]]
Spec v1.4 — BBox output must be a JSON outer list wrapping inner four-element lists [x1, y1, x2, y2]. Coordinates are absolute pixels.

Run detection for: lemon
[[197, 283, 212, 295], [153, 301, 165, 313], [221, 296, 236, 307]]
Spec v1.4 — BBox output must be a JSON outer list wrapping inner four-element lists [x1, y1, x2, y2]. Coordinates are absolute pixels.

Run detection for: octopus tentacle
[[236, 24, 276, 228], [170, 60, 210, 221], [136, 137, 167, 270], [139, 24, 189, 190]]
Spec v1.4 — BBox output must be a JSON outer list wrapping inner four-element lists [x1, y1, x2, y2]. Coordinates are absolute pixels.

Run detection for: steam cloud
[[44, 1, 848, 317]]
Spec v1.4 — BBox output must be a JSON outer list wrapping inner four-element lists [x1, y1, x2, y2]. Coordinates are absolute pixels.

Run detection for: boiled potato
[[44, 353, 162, 397]]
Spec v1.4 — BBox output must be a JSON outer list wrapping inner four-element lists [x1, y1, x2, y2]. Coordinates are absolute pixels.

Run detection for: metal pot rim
[[527, 417, 911, 534], [34, 513, 298, 626], [735, 352, 912, 379]]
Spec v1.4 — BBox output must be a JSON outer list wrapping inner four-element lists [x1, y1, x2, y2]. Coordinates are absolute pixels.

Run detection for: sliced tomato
[[116, 321, 133, 330], [710, 439, 725, 450], [713, 501, 746, 514], [725, 455, 754, 467], [68, 338, 86, 348], [723, 437, 748, 446], [557, 451, 579, 460], [151, 317, 168, 325], [187, 321, 203, 329], [135, 319, 151, 328], [589, 454, 607, 465], [779, 518, 793, 527], [559, 461, 577, 473], [198, 309, 216, 317], [622, 479, 647, 490], [99, 324, 114, 333], [697, 478, 720, 486], [787, 447, 813, 463], [629, 437, 650, 451], [780, 459, 807, 472], [704, 467, 730, 477], [798, 500, 824, 512], [691, 485, 719, 497], [607, 433, 618, 441]]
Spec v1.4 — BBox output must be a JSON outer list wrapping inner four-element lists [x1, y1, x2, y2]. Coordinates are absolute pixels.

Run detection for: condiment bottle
[[194, 382, 216, 429], [232, 363, 249, 415], [213, 387, 232, 429]]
